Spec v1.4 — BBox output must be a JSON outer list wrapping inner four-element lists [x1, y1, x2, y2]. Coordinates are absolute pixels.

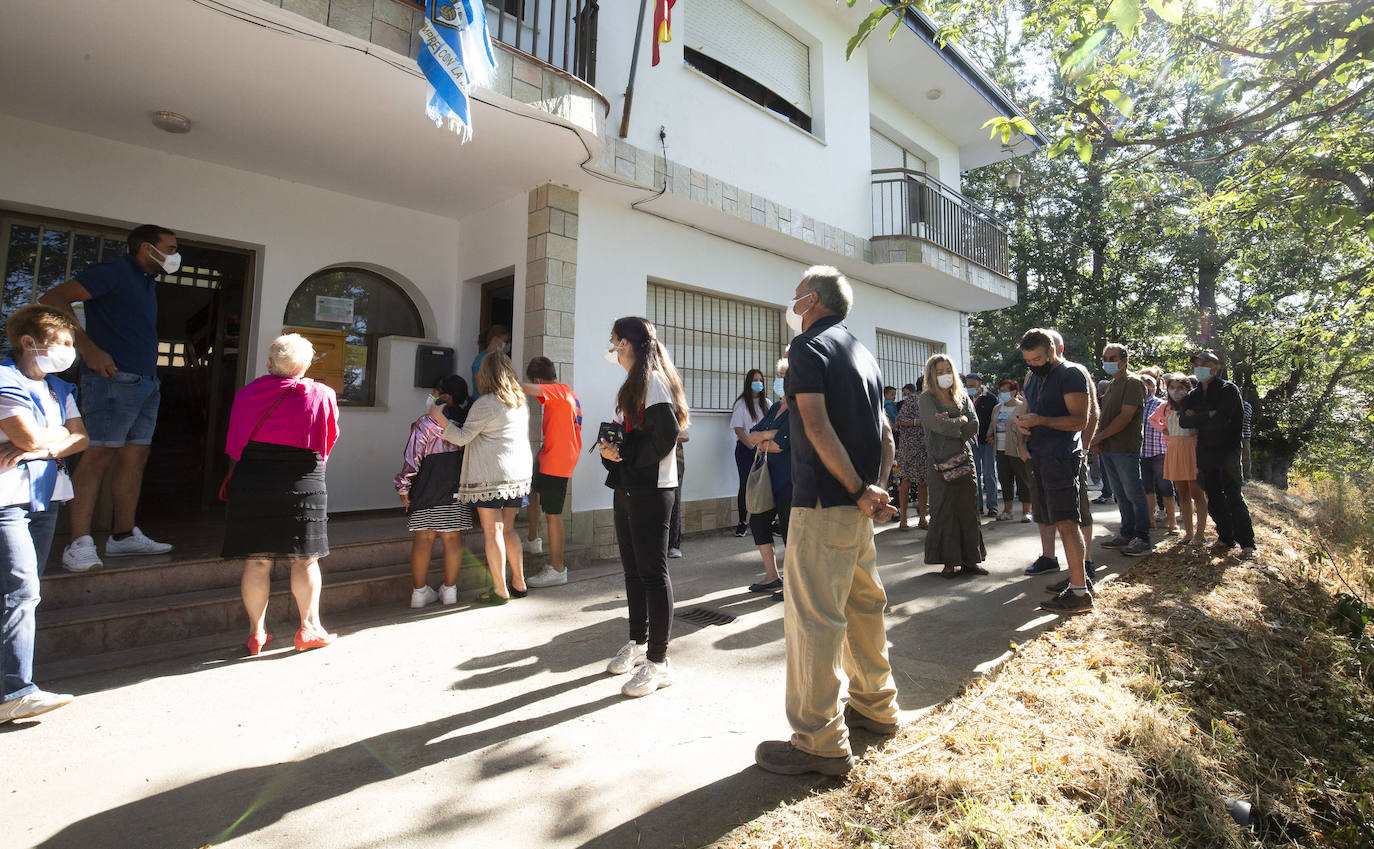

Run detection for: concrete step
[[39, 531, 480, 609], [35, 541, 593, 665]]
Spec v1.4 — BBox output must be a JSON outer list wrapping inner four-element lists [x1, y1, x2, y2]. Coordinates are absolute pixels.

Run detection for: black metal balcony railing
[[486, 0, 599, 85], [871, 169, 1009, 276]]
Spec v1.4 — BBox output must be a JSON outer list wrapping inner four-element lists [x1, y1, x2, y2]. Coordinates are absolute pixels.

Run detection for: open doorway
[[144, 242, 254, 513], [480, 274, 515, 339]]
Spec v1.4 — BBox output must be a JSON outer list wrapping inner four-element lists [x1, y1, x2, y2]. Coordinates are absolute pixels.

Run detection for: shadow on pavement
[[33, 672, 617, 849]]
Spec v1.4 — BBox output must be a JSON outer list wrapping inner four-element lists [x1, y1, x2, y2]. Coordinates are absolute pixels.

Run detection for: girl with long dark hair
[[599, 316, 690, 697], [729, 368, 769, 536]]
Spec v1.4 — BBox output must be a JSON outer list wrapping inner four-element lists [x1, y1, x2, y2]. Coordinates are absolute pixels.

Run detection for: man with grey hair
[[755, 266, 900, 776], [1089, 343, 1153, 557]]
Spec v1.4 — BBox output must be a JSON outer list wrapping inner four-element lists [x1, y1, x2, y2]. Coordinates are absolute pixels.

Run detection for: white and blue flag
[[419, 0, 498, 142]]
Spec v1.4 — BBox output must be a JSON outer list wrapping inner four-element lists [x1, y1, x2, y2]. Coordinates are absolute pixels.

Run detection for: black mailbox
[[414, 345, 455, 389]]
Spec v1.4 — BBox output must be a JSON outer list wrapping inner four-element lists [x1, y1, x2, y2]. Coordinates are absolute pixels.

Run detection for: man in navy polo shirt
[[40, 225, 176, 571], [755, 266, 900, 778]]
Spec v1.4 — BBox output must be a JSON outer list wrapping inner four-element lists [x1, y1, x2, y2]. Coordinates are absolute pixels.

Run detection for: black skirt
[[222, 441, 329, 558]]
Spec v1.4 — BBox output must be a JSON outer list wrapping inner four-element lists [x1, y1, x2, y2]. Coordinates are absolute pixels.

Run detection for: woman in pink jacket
[[1149, 373, 1208, 546], [222, 334, 340, 655]]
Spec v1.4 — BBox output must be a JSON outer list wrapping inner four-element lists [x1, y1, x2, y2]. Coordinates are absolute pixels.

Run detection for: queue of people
[[2, 231, 1263, 756]]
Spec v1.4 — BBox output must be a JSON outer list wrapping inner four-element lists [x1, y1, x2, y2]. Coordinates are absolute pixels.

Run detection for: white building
[[0, 0, 1033, 554]]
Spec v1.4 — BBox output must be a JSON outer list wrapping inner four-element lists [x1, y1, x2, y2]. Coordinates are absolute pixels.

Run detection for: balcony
[[871, 169, 1009, 276], [486, 0, 599, 85]]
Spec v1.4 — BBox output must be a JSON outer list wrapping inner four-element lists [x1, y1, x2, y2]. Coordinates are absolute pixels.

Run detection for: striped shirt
[[1141, 396, 1168, 458], [1241, 400, 1252, 438]]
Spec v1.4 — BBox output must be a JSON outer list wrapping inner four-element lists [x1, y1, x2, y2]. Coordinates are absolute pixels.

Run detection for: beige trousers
[[783, 504, 899, 757]]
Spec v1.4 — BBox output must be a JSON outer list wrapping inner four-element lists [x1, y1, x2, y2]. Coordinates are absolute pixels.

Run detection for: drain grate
[[674, 607, 737, 627]]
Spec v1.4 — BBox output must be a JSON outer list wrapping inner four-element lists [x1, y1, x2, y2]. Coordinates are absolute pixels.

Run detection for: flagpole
[[619, 0, 651, 138]]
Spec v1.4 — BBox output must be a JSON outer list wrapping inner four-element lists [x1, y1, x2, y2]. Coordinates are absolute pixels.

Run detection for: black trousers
[[668, 458, 685, 550], [613, 487, 675, 663], [1199, 449, 1255, 548], [734, 442, 753, 527]]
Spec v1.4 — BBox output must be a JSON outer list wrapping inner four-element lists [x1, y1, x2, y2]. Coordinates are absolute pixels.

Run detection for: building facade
[[0, 0, 1032, 553]]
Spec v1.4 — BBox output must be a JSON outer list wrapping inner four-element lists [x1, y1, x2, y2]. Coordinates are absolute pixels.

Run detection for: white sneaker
[[997, 511, 1012, 521], [410, 586, 439, 608], [439, 584, 458, 605], [0, 689, 74, 723], [667, 548, 683, 559], [103, 527, 173, 557], [526, 564, 568, 588], [522, 537, 543, 554], [62, 536, 102, 572], [621, 659, 673, 697], [606, 640, 648, 674]]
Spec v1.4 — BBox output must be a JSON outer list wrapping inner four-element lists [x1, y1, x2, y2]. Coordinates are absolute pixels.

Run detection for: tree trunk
[[1196, 227, 1221, 345]]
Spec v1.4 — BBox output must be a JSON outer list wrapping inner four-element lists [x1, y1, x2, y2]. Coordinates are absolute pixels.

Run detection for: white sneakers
[[103, 527, 173, 556], [526, 564, 568, 588], [0, 689, 74, 724], [63, 528, 174, 570], [621, 659, 674, 697], [606, 640, 647, 674], [606, 642, 673, 697], [667, 548, 683, 558], [61, 536, 102, 572], [411, 585, 459, 607], [522, 537, 543, 554]]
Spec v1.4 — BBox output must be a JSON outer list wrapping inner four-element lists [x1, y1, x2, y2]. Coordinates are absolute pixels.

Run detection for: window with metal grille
[[875, 328, 945, 391], [646, 282, 786, 413]]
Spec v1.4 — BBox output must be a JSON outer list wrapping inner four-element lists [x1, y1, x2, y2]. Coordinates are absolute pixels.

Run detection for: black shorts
[[1029, 452, 1090, 526], [473, 496, 523, 510], [533, 473, 569, 515]]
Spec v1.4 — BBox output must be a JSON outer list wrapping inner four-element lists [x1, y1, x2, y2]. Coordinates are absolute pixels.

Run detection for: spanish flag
[[651, 0, 675, 66]]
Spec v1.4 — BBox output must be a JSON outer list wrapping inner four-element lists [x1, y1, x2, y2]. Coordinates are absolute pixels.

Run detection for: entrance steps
[[37, 513, 593, 676]]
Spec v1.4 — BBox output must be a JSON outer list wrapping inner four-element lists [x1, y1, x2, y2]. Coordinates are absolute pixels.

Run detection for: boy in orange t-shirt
[[521, 356, 583, 587]]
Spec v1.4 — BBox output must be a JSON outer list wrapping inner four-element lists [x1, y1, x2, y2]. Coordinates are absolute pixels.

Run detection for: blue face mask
[[998, 391, 1012, 404], [773, 377, 784, 396], [1194, 366, 1213, 383], [750, 380, 764, 394], [1103, 361, 1120, 376]]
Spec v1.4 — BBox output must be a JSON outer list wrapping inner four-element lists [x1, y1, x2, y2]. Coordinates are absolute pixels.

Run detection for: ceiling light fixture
[[151, 110, 192, 134]]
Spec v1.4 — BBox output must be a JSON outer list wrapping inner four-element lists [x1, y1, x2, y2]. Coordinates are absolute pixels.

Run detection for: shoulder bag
[[745, 449, 774, 514]]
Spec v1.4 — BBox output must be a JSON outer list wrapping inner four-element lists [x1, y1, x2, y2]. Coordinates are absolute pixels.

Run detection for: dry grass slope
[[712, 484, 1374, 849]]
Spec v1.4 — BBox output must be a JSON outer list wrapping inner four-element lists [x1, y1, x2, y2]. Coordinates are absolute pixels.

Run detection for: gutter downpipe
[[619, 0, 650, 138]]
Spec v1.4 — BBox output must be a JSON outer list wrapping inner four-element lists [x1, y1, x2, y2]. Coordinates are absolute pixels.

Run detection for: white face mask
[[1169, 388, 1188, 401], [34, 344, 76, 374], [937, 373, 955, 389], [149, 245, 181, 274], [426, 395, 440, 412], [784, 292, 811, 334], [604, 344, 621, 366]]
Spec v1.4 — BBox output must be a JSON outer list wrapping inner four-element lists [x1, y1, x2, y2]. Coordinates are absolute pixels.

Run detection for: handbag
[[593, 420, 625, 452], [745, 449, 774, 514], [933, 450, 974, 483], [218, 386, 295, 502]]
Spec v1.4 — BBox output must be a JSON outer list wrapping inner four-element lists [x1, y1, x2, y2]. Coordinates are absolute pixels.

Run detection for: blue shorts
[[80, 371, 160, 447]]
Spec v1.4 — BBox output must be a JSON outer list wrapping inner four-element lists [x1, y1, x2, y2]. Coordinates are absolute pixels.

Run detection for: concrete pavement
[[5, 502, 1131, 849]]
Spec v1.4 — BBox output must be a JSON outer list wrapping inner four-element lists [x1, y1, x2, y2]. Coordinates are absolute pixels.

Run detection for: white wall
[[598, 0, 874, 237], [570, 190, 965, 512], [868, 85, 963, 182], [0, 114, 469, 512]]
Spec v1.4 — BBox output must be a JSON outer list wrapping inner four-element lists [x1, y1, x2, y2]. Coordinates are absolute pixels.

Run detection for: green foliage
[[848, 0, 1374, 485]]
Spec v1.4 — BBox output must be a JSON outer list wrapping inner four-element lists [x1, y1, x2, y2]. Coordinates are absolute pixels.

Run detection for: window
[[1, 219, 128, 354], [283, 268, 424, 406], [685, 0, 813, 132], [647, 282, 786, 412], [875, 328, 945, 391], [870, 129, 928, 173]]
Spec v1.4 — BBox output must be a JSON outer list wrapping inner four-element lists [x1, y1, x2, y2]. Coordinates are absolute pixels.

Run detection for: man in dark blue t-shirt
[[755, 266, 899, 779], [40, 225, 177, 570], [1017, 328, 1093, 614]]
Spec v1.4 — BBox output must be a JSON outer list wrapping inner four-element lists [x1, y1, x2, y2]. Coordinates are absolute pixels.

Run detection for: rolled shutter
[[687, 0, 812, 116]]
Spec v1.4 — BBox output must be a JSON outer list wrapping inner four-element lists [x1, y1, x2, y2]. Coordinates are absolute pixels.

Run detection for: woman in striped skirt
[[395, 374, 477, 608]]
